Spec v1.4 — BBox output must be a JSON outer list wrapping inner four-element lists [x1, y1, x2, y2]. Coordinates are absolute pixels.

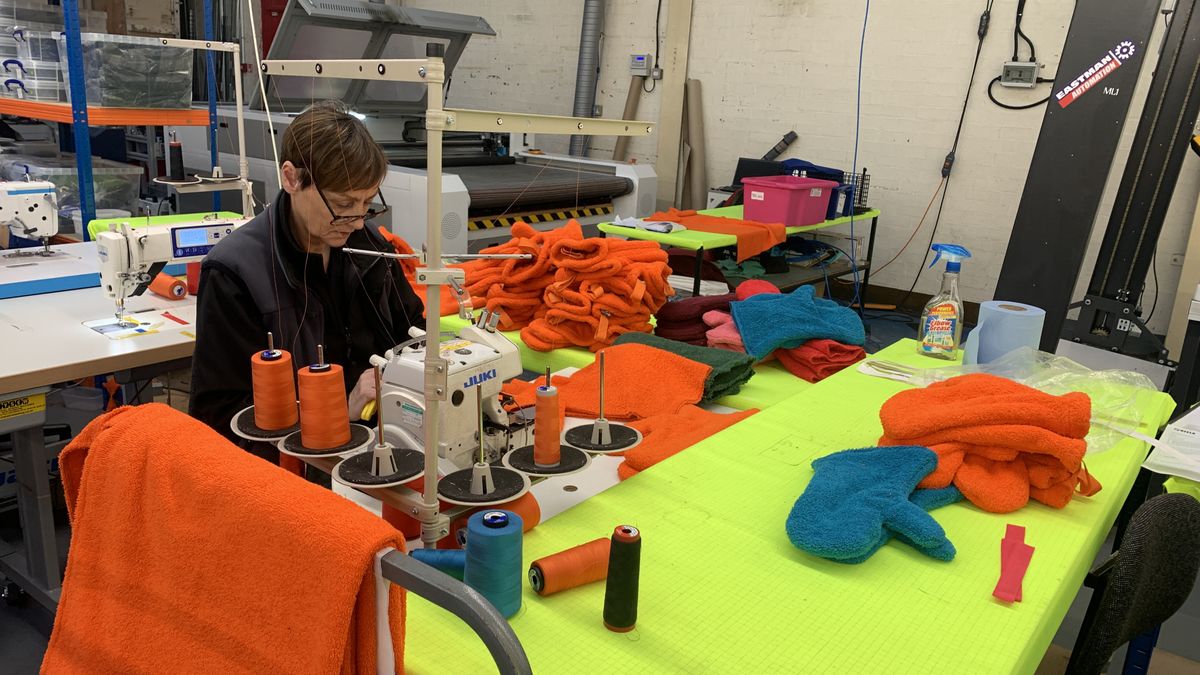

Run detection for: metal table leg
[[693, 247, 704, 297], [859, 215, 879, 311], [0, 387, 61, 610], [11, 426, 58, 590]]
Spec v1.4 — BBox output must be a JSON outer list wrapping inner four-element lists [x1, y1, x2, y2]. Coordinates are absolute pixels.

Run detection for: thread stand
[[439, 386, 530, 506], [503, 445, 589, 477], [334, 364, 424, 488], [232, 333, 300, 442], [562, 352, 640, 453], [280, 344, 373, 459], [230, 403, 299, 442]]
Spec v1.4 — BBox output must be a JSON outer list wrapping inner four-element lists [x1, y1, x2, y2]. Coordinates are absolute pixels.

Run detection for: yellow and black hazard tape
[[468, 204, 614, 231]]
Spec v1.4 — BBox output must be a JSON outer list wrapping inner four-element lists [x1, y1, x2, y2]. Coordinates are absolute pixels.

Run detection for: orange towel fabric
[[878, 374, 1097, 513], [501, 344, 711, 421], [617, 405, 758, 479], [650, 208, 787, 262], [46, 404, 405, 674]]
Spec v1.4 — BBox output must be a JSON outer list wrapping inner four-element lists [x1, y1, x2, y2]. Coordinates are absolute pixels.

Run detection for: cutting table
[[599, 207, 882, 298], [438, 313, 812, 411], [402, 339, 1175, 673]]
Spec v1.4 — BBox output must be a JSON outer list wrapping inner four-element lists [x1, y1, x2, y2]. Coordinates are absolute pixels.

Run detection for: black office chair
[[1066, 493, 1200, 675]]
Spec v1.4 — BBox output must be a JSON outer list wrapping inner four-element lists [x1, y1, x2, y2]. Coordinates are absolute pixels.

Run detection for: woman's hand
[[348, 370, 377, 421]]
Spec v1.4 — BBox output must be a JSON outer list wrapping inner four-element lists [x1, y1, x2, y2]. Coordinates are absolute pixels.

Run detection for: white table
[[0, 284, 197, 609]]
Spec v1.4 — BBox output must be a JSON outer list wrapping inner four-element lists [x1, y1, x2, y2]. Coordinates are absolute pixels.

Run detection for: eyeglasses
[[315, 186, 390, 227]]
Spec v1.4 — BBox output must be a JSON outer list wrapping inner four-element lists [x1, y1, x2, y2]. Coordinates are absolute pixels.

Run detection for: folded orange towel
[[501, 344, 711, 421], [618, 405, 758, 479], [650, 208, 787, 262], [879, 374, 1097, 513], [46, 404, 405, 674]]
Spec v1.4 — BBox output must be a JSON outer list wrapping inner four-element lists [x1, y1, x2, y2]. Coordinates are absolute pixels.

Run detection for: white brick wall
[[408, 0, 1195, 334]]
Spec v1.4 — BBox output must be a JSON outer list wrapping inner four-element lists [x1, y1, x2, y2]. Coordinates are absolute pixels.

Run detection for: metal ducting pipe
[[569, 0, 606, 156]]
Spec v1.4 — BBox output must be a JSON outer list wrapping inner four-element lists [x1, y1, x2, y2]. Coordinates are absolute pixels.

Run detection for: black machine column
[[993, 0, 1160, 351], [1067, 0, 1200, 362]]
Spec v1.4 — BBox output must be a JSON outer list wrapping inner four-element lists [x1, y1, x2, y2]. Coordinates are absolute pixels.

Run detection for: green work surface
[[597, 207, 882, 251], [716, 360, 810, 410], [1165, 476, 1200, 501], [86, 210, 244, 240], [403, 338, 1175, 673], [439, 314, 805, 410]]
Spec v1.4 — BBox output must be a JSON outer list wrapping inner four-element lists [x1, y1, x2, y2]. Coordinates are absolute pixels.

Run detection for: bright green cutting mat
[[438, 314, 811, 410], [85, 210, 244, 240], [402, 339, 1175, 674]]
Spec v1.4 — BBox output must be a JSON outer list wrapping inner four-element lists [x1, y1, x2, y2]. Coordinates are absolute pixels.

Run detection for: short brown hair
[[281, 100, 387, 193]]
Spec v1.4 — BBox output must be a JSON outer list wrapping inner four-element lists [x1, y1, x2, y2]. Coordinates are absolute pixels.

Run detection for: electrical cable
[[869, 177, 945, 277], [643, 0, 663, 93], [1014, 0, 1036, 62], [846, 0, 870, 310], [986, 76, 1055, 109], [1146, 248, 1159, 324], [898, 0, 993, 310]]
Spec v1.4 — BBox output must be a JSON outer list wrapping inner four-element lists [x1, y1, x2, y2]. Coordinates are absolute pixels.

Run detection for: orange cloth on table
[[617, 405, 758, 479], [45, 404, 405, 674], [878, 373, 1098, 513], [500, 344, 711, 421], [650, 208, 787, 262]]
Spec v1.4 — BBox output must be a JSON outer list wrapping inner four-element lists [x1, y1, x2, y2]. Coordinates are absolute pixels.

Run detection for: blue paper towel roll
[[964, 301, 1046, 365]]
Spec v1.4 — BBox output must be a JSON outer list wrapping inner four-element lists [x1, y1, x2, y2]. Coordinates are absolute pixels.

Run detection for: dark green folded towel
[[613, 332, 755, 402]]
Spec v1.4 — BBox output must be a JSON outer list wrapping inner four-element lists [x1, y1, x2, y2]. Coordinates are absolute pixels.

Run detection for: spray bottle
[[918, 243, 972, 359]]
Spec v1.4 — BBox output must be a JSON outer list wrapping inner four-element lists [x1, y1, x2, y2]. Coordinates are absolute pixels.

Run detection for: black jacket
[[189, 193, 424, 441]]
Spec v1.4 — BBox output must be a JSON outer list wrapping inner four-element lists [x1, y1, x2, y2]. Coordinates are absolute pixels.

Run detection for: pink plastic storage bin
[[741, 175, 839, 227]]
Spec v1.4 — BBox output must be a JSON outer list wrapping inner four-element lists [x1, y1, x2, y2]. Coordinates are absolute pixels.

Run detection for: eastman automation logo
[[1055, 40, 1136, 109]]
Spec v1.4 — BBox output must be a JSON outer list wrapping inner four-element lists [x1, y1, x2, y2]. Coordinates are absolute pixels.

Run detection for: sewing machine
[[0, 180, 59, 255], [372, 308, 529, 473], [95, 215, 250, 317]]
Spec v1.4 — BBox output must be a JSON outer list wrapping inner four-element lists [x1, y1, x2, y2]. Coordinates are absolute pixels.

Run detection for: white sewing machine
[[95, 215, 250, 317], [372, 309, 529, 472], [0, 180, 59, 255]]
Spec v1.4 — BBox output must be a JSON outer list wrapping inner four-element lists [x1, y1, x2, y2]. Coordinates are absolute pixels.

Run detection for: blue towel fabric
[[786, 446, 959, 564], [730, 285, 865, 360]]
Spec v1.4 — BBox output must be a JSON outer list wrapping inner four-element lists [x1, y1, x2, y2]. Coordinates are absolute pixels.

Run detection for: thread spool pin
[[591, 351, 612, 446]]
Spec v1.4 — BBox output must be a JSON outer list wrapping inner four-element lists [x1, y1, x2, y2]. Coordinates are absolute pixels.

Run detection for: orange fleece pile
[[650, 208, 787, 262], [500, 344, 711, 420], [44, 404, 405, 674], [878, 374, 1099, 513], [521, 233, 673, 351], [617, 405, 758, 479]]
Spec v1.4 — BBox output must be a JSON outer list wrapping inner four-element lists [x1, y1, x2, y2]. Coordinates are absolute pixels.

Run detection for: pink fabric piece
[[703, 310, 745, 352]]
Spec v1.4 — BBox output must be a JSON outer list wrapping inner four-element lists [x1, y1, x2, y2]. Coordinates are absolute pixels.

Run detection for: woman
[[190, 101, 423, 458]]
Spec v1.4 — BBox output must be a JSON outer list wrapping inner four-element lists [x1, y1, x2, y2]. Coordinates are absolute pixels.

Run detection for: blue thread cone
[[464, 510, 524, 618]]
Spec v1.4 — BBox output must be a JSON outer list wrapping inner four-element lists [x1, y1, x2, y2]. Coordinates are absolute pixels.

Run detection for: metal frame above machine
[[252, 0, 495, 115]]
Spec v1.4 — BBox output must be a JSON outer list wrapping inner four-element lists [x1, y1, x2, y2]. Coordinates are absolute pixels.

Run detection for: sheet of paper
[[82, 305, 195, 341]]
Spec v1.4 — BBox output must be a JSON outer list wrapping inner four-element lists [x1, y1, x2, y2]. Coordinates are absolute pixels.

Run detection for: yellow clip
[[360, 400, 377, 421]]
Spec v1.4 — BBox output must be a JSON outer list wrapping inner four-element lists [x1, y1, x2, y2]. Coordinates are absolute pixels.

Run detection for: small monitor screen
[[175, 228, 208, 247]]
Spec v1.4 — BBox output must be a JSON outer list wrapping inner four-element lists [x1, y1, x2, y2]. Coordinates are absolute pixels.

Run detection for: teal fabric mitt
[[786, 446, 959, 564], [731, 284, 865, 359], [613, 331, 756, 401]]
